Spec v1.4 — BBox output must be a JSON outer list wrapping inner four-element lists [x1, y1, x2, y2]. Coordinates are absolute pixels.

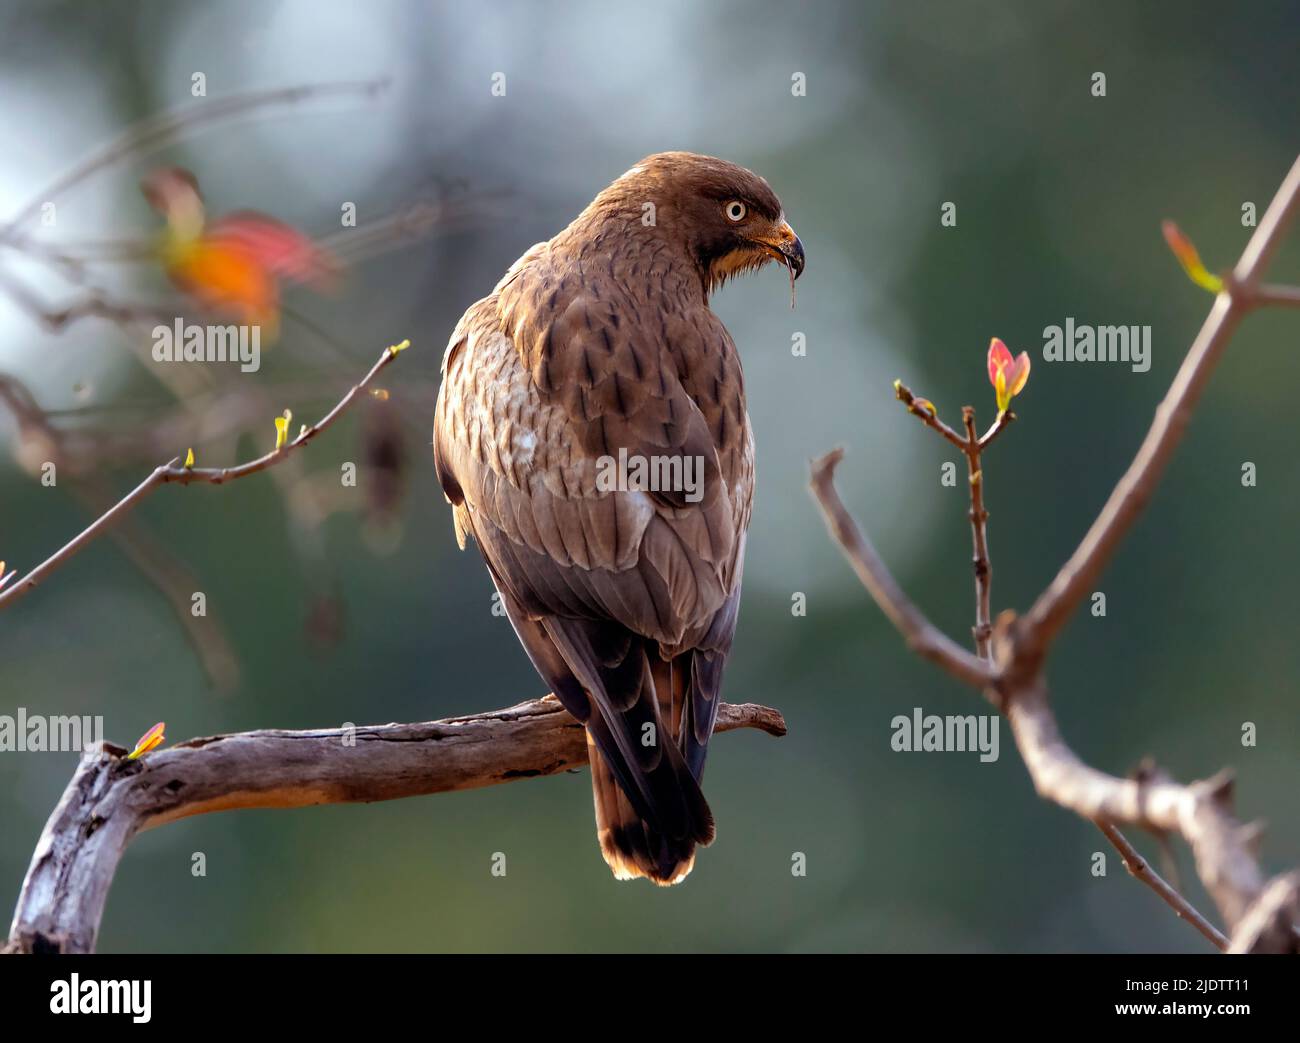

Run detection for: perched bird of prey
[[434, 152, 804, 884]]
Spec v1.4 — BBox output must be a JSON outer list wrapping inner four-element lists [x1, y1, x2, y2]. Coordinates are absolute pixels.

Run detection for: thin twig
[[809, 449, 994, 689], [1021, 154, 1300, 656], [893, 380, 967, 450], [891, 387, 1001, 661], [1253, 283, 1300, 308], [890, 386, 1011, 660], [0, 342, 404, 611], [961, 407, 993, 658], [1094, 819, 1228, 951], [977, 409, 1015, 451]]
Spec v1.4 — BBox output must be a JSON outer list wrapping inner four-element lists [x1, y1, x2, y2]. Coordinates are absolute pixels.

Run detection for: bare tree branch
[[4, 696, 786, 955], [1252, 283, 1300, 308], [1094, 819, 1227, 951], [1021, 154, 1300, 657], [0, 342, 405, 612], [891, 379, 966, 448], [1003, 678, 1273, 946], [809, 154, 1300, 952], [0, 373, 241, 688], [976, 408, 1015, 451], [883, 386, 1224, 945], [809, 449, 994, 690]]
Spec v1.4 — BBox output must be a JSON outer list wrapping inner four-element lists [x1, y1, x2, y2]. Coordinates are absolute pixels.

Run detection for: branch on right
[[810, 154, 1300, 955]]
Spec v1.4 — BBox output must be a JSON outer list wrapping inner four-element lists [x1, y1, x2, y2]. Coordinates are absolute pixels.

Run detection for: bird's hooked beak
[[749, 220, 805, 308]]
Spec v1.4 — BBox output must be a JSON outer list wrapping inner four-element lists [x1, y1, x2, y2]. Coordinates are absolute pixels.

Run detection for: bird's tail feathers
[[588, 733, 713, 885]]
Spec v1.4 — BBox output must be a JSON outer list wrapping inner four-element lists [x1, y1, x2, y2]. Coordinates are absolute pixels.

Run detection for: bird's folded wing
[[434, 293, 740, 644]]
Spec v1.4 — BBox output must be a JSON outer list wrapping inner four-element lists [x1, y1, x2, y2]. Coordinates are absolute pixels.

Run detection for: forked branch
[[810, 154, 1300, 953]]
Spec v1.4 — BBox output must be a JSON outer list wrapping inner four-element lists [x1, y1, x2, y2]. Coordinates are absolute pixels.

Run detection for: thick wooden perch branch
[[5, 696, 786, 954], [810, 154, 1300, 953]]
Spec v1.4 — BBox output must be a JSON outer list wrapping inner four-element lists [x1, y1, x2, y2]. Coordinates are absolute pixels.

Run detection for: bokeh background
[[1, 0, 1297, 953]]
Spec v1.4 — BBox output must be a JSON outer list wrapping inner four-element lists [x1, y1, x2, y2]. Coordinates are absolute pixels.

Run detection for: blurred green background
[[1, 0, 1296, 953]]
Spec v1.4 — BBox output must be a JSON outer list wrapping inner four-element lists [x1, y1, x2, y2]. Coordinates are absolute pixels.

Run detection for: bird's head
[[590, 151, 805, 304]]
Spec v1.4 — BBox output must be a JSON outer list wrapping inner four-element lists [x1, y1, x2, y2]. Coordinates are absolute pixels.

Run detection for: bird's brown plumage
[[433, 152, 803, 883]]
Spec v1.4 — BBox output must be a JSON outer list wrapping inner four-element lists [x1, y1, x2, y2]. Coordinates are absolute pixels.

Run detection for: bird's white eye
[[724, 200, 747, 222]]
